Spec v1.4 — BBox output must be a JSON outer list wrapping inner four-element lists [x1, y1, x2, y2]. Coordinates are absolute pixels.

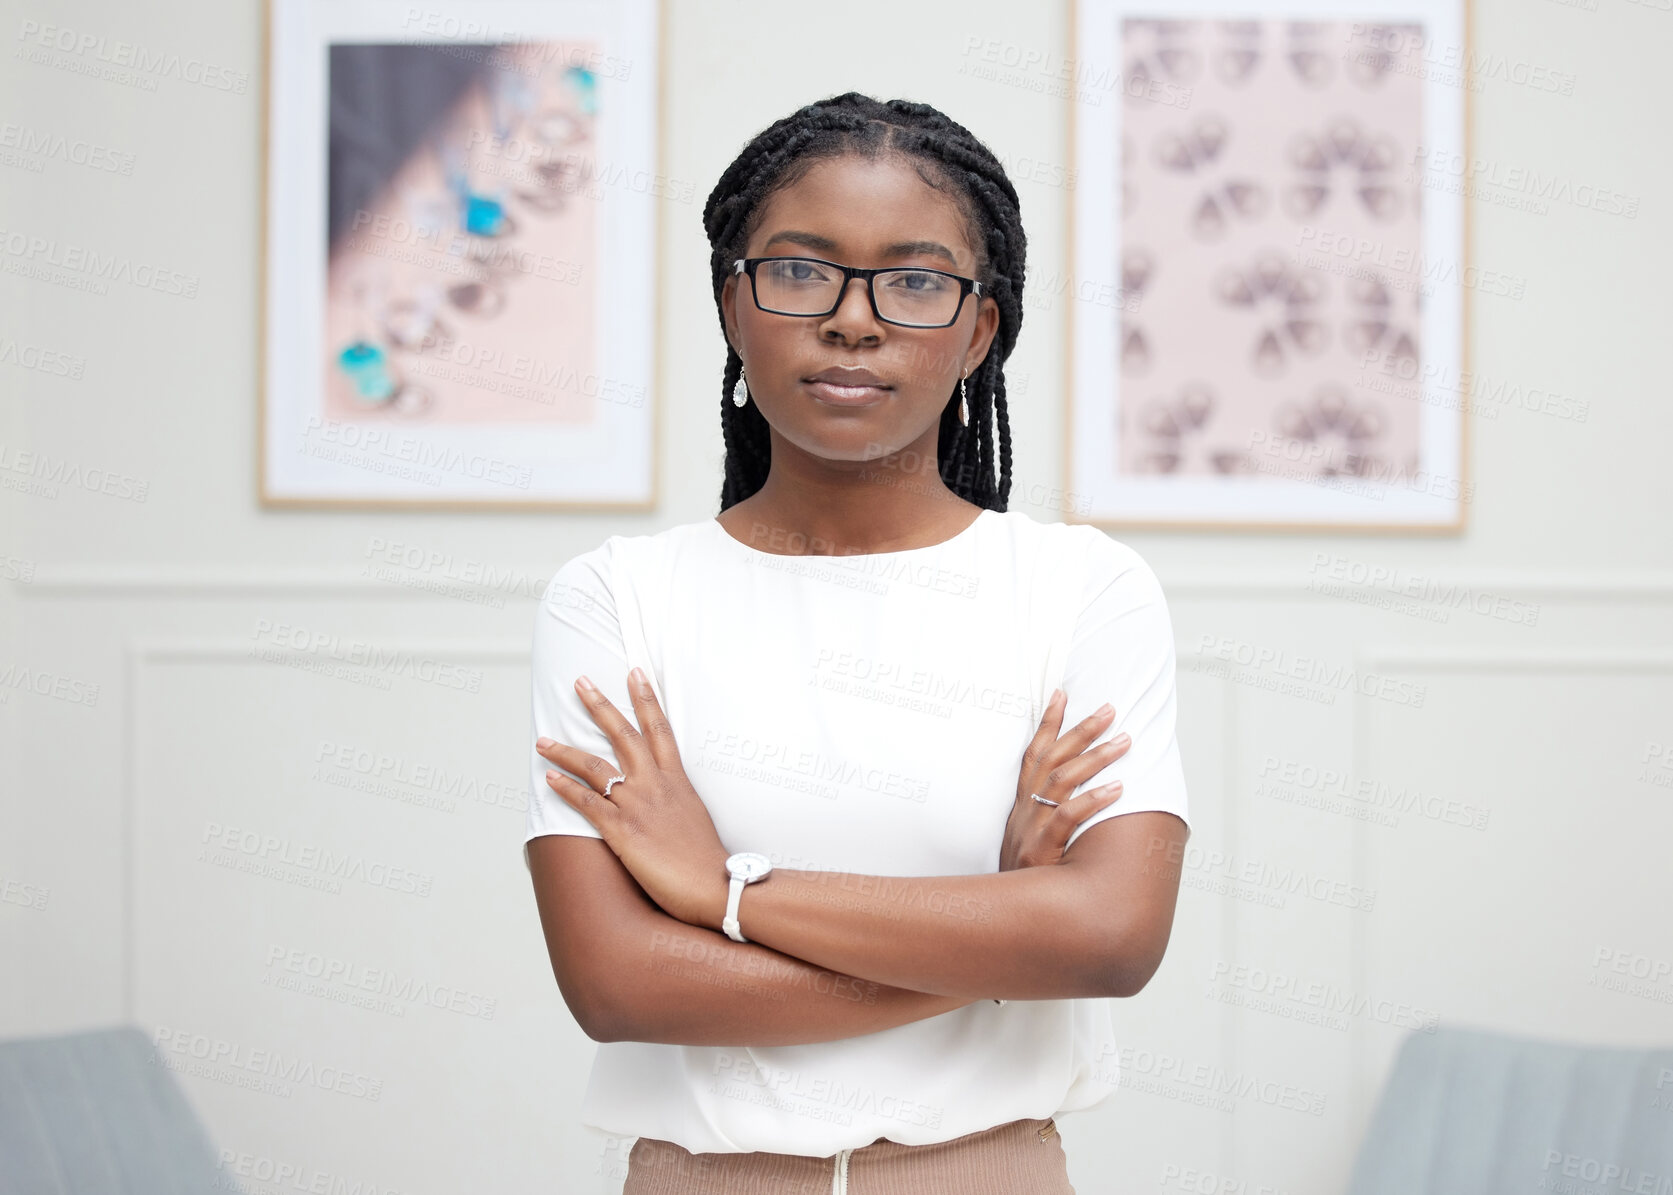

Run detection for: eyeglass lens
[[754, 258, 964, 326]]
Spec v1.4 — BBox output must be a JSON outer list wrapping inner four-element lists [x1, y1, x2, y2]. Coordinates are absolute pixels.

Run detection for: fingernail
[[1113, 732, 1131, 750], [1096, 702, 1113, 717], [630, 666, 645, 689], [575, 675, 595, 692], [536, 736, 554, 750]]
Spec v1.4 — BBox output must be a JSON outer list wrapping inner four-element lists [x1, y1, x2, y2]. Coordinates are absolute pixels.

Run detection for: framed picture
[[260, 0, 660, 508], [1067, 0, 1472, 530]]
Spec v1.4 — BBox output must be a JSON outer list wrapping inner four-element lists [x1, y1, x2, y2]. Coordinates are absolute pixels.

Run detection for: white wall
[[2, 1, 1670, 1192]]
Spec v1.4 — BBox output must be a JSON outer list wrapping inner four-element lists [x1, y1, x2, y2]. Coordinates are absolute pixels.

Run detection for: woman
[[523, 93, 1191, 1194]]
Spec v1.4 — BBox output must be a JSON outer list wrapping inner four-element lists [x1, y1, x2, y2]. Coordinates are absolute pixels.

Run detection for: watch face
[[727, 851, 773, 881]]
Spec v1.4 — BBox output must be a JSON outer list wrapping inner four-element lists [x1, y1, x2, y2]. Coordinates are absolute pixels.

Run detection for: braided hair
[[702, 92, 1028, 513]]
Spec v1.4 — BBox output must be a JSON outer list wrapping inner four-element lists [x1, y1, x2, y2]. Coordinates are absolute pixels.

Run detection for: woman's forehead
[[749, 155, 978, 270]]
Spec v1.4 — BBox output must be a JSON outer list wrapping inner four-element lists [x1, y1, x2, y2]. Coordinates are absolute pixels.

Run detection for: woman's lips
[[804, 379, 891, 406]]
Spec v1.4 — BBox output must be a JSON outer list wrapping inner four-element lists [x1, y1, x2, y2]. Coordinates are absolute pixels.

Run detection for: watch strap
[[722, 873, 748, 943]]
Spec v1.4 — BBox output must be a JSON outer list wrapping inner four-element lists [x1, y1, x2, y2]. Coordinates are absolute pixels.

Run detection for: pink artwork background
[[322, 41, 600, 426], [1118, 20, 1427, 479]]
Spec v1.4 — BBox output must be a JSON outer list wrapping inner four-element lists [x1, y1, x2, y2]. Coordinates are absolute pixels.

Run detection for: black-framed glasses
[[733, 256, 983, 329]]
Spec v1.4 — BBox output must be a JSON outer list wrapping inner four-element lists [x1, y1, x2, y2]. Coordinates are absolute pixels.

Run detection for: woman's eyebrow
[[881, 239, 960, 267], [761, 230, 962, 268]]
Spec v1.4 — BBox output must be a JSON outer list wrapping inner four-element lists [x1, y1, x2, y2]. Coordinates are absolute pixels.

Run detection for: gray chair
[[0, 1025, 239, 1195], [1348, 1023, 1673, 1194]]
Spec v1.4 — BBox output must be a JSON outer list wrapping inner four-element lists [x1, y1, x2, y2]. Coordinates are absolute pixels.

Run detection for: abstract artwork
[[1069, 1, 1470, 529], [261, 0, 659, 507]]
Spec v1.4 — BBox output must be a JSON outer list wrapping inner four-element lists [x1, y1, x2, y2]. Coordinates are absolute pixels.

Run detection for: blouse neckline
[[708, 507, 994, 559]]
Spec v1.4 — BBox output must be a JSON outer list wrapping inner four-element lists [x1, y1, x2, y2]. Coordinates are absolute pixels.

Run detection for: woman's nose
[[818, 276, 884, 344]]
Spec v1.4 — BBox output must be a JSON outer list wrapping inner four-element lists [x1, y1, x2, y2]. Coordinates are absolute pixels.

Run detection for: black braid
[[702, 93, 1027, 512]]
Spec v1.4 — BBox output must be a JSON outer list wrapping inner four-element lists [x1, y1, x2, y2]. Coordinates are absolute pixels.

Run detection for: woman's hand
[[534, 668, 730, 930], [1000, 689, 1130, 871]]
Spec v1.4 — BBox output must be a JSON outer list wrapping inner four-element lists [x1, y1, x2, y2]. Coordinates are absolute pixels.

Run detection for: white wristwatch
[[722, 851, 773, 942]]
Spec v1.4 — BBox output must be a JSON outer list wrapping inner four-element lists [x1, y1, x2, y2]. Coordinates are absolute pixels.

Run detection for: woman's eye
[[767, 260, 831, 284], [886, 271, 947, 292]]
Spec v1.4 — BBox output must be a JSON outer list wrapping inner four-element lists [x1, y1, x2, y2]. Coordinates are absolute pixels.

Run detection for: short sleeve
[[1057, 531, 1191, 852], [522, 542, 626, 871]]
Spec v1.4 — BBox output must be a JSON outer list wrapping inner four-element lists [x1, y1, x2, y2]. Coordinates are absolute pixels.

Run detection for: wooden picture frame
[[259, 0, 663, 509], [1065, 0, 1474, 531]]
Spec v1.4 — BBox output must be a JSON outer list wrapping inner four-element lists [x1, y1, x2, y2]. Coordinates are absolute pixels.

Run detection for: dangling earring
[[732, 367, 749, 408], [957, 373, 970, 427]]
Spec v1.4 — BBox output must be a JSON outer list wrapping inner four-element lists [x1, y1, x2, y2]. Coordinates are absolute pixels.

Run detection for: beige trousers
[[621, 1115, 1076, 1194]]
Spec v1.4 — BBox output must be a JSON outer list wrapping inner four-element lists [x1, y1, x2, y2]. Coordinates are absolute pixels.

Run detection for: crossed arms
[[530, 808, 1186, 1045]]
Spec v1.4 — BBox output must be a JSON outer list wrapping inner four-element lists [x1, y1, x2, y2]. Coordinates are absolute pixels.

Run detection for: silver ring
[[602, 774, 627, 797], [1029, 793, 1059, 807]]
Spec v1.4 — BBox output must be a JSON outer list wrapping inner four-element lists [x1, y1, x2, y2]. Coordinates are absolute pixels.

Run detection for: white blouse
[[523, 507, 1191, 1157]]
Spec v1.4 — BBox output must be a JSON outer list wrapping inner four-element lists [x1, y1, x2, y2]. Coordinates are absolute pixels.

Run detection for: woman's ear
[[965, 295, 1001, 375], [721, 273, 741, 356]]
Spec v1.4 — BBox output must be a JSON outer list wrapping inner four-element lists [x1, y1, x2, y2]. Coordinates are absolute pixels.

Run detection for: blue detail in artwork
[[564, 65, 598, 114], [462, 191, 507, 236], [337, 340, 395, 401]]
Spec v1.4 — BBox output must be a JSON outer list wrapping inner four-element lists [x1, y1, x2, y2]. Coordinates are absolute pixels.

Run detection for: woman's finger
[[534, 739, 622, 793], [1043, 783, 1125, 854], [1020, 703, 1120, 799], [1060, 780, 1124, 824], [1016, 689, 1068, 799], [573, 675, 653, 773], [1023, 729, 1131, 809], [545, 766, 619, 832], [625, 667, 680, 770], [1018, 696, 1096, 798]]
